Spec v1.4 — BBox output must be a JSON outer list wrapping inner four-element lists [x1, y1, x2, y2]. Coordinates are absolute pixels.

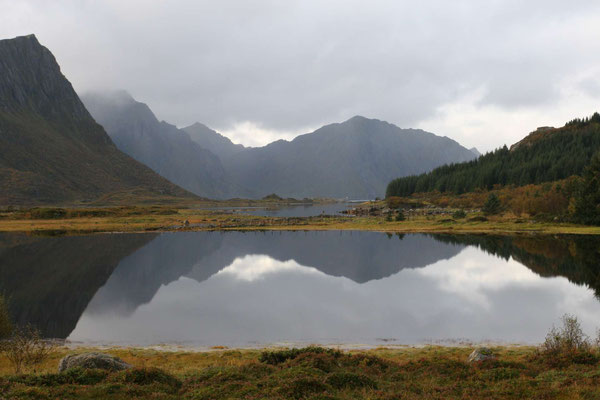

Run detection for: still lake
[[1, 231, 599, 347]]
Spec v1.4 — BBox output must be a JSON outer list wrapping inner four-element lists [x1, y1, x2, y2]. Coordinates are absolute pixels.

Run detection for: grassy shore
[[1, 205, 600, 235], [0, 345, 599, 399]]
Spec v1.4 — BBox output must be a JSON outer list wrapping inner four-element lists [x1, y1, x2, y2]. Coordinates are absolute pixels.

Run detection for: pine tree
[[573, 152, 600, 225], [483, 193, 501, 215]]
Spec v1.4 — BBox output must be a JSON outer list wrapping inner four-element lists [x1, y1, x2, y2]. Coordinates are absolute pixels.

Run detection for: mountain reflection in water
[[1, 232, 600, 346]]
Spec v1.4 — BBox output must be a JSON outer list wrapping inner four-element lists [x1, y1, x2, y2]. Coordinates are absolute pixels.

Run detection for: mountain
[[90, 91, 476, 199], [386, 113, 600, 197], [0, 35, 192, 205], [81, 91, 244, 199], [183, 122, 245, 159], [469, 147, 481, 157], [220, 116, 477, 199]]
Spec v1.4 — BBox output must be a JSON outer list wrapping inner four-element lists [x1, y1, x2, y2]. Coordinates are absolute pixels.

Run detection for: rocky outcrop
[[58, 353, 132, 372], [468, 348, 496, 363]]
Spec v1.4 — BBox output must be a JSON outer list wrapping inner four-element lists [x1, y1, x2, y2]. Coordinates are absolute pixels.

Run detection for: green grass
[[1, 346, 599, 399]]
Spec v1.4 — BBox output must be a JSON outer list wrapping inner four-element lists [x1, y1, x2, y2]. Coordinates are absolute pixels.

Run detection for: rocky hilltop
[[0, 35, 192, 205]]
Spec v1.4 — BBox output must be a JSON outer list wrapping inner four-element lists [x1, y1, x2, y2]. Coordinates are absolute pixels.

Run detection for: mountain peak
[[0, 35, 191, 204], [343, 115, 381, 125], [347, 115, 369, 122], [469, 147, 481, 157], [0, 34, 90, 121], [8, 34, 39, 43], [189, 121, 210, 129]]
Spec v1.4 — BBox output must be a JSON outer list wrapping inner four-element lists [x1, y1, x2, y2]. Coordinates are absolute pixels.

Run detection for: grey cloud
[[2, 0, 600, 148]]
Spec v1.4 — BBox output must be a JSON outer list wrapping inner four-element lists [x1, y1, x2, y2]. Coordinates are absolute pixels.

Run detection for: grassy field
[[0, 345, 599, 399], [1, 205, 600, 235]]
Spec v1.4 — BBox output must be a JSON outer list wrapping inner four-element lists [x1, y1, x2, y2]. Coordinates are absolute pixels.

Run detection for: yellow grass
[[1, 207, 600, 235]]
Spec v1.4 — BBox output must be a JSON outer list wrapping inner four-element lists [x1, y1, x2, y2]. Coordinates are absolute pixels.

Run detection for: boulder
[[58, 352, 132, 372], [468, 347, 496, 363]]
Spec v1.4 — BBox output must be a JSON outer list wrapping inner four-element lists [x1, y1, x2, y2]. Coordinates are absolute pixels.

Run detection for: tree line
[[386, 115, 600, 197]]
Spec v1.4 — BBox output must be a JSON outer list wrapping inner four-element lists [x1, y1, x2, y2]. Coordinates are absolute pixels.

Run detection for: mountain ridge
[[83, 91, 477, 199], [81, 90, 245, 199], [0, 34, 193, 205]]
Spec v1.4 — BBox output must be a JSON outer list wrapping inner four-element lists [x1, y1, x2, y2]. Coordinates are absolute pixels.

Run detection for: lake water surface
[[1, 231, 599, 348]]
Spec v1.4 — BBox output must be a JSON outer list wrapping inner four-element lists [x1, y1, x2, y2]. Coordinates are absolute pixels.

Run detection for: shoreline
[[58, 340, 538, 353], [2, 208, 600, 236]]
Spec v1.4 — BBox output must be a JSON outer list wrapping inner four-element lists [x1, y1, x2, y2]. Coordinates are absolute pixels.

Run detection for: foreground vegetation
[[1, 341, 600, 399]]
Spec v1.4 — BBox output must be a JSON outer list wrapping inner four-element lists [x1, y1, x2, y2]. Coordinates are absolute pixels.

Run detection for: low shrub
[[12, 367, 110, 386], [1, 325, 56, 374], [325, 372, 377, 389], [344, 354, 394, 372], [287, 352, 339, 373], [280, 377, 328, 399], [538, 314, 598, 367], [111, 367, 181, 389], [452, 210, 467, 219], [259, 347, 341, 365], [29, 208, 67, 219], [468, 216, 488, 222]]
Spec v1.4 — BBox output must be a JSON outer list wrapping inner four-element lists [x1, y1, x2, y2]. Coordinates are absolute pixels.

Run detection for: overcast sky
[[2, 1, 600, 150]]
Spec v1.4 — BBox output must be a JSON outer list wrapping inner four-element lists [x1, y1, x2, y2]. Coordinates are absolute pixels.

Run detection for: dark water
[[202, 202, 353, 217], [1, 231, 600, 347]]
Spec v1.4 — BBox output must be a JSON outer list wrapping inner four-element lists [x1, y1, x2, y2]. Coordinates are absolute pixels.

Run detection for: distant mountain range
[[0, 35, 192, 205], [84, 92, 477, 199], [0, 33, 478, 204]]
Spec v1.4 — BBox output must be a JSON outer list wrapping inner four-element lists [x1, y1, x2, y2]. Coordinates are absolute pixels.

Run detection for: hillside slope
[[386, 115, 600, 197], [222, 116, 477, 199], [182, 122, 245, 159], [0, 35, 192, 205], [82, 91, 244, 199]]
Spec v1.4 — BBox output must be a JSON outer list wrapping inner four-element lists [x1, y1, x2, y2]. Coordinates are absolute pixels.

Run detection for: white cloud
[[216, 254, 323, 281]]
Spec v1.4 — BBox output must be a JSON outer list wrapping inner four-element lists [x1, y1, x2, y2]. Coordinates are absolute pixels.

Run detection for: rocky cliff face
[[0, 35, 192, 205], [0, 35, 89, 121]]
